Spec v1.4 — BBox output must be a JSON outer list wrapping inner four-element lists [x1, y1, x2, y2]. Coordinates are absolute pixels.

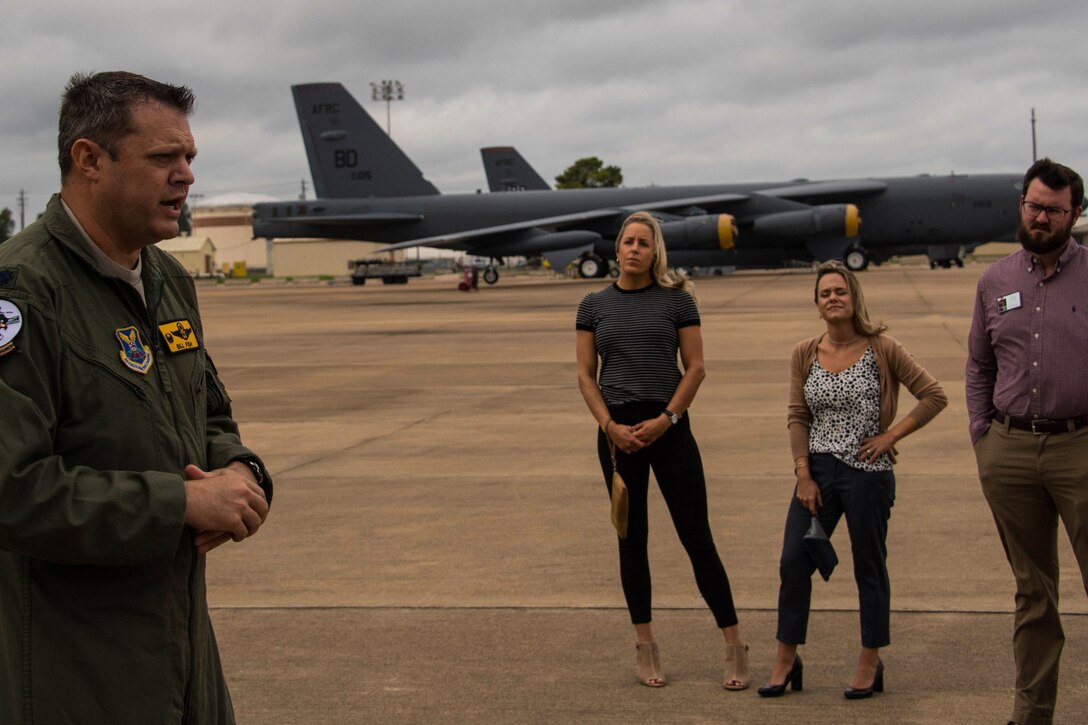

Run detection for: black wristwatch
[[663, 409, 680, 425], [238, 458, 265, 486]]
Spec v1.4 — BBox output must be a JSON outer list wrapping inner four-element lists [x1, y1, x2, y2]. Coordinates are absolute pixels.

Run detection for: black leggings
[[596, 402, 739, 628]]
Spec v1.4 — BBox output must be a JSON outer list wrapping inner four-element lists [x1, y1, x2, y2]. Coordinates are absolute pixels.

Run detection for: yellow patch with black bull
[[158, 319, 200, 354]]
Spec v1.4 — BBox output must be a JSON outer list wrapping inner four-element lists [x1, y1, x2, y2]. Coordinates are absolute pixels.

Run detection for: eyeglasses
[[1021, 200, 1072, 222]]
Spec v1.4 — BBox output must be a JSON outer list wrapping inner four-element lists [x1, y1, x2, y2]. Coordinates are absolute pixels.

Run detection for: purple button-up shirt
[[966, 240, 1088, 444]]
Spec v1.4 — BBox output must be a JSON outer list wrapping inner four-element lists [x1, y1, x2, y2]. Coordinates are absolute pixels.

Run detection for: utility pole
[[1030, 108, 1037, 163], [299, 178, 308, 200], [17, 189, 27, 230], [369, 80, 405, 136]]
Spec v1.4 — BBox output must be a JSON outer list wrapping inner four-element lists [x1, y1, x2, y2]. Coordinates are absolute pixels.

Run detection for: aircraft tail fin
[[480, 146, 550, 192], [292, 83, 439, 198]]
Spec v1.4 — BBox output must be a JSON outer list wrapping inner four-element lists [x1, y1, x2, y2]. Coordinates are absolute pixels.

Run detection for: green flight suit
[[0, 195, 271, 724]]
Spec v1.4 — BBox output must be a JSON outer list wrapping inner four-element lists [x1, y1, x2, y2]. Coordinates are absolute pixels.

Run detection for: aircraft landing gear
[[577, 254, 609, 279], [844, 246, 869, 272], [483, 266, 500, 285]]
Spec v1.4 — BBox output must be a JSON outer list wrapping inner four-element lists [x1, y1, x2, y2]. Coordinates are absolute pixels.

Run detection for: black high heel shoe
[[757, 654, 803, 697], [843, 658, 883, 700]]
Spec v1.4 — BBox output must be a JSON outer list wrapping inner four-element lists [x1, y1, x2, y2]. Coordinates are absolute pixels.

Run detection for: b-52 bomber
[[252, 82, 1021, 284]]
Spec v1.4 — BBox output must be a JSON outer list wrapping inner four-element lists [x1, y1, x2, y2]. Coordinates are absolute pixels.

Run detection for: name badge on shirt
[[158, 319, 200, 354], [997, 291, 1021, 314]]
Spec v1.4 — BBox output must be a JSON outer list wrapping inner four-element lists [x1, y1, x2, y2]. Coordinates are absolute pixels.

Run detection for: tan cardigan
[[787, 333, 948, 463]]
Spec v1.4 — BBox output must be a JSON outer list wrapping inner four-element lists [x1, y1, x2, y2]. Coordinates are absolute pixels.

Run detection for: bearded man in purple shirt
[[967, 158, 1086, 725]]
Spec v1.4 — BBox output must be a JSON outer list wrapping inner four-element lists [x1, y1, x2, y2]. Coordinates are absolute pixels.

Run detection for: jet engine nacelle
[[659, 214, 736, 251], [488, 230, 603, 257], [751, 204, 860, 238]]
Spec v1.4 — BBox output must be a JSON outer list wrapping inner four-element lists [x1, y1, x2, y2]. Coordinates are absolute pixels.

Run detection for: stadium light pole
[[370, 80, 404, 136], [1030, 108, 1037, 163]]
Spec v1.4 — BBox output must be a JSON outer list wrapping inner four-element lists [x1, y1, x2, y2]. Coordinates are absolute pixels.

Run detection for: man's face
[[1016, 178, 1079, 256], [96, 102, 196, 252]]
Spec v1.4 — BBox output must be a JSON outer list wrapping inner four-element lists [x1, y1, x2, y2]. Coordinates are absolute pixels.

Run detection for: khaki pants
[[975, 421, 1088, 725]]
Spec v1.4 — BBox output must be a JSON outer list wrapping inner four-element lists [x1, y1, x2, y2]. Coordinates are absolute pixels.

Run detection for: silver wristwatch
[[663, 409, 680, 425]]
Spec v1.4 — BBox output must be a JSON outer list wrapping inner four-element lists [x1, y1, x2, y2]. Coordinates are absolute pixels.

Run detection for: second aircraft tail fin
[[480, 146, 551, 192]]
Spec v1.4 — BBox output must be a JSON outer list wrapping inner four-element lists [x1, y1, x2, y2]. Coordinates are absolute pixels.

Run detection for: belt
[[993, 412, 1088, 434]]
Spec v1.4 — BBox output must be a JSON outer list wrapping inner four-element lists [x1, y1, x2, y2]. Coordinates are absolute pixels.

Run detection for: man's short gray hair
[[58, 71, 195, 179]]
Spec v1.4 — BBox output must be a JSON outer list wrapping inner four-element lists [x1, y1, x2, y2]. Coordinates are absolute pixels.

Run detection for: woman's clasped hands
[[607, 415, 671, 454]]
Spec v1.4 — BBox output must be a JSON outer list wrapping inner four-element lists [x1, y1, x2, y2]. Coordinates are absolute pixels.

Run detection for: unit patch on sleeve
[[158, 319, 200, 354], [116, 326, 154, 374], [0, 299, 23, 358]]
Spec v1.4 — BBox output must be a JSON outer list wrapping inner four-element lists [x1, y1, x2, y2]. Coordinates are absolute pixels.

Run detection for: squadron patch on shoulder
[[116, 326, 153, 374], [0, 298, 23, 358], [158, 319, 200, 354]]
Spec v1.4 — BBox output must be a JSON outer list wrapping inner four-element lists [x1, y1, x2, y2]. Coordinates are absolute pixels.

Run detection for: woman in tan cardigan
[[758, 261, 947, 700]]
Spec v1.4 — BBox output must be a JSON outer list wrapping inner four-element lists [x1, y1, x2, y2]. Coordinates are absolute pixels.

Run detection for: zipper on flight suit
[[113, 274, 199, 720]]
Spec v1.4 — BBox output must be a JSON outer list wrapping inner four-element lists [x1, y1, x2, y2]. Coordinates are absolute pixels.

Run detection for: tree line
[[0, 209, 13, 243]]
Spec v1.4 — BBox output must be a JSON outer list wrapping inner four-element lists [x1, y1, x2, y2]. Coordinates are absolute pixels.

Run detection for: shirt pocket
[[60, 341, 160, 470]]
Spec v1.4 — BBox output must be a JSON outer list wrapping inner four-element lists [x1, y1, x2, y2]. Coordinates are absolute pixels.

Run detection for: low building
[[191, 200, 268, 274], [158, 236, 217, 275], [273, 238, 404, 278], [191, 195, 396, 278]]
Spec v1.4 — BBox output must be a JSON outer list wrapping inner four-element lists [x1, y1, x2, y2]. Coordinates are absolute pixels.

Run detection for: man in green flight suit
[[0, 71, 273, 723]]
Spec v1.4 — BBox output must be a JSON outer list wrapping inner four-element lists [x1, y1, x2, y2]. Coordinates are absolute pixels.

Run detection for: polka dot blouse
[[804, 346, 893, 472]]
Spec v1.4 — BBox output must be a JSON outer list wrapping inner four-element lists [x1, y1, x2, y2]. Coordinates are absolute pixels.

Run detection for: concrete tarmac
[[196, 263, 1088, 724]]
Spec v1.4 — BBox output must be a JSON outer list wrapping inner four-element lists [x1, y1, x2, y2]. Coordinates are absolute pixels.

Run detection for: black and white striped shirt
[[576, 282, 700, 406]]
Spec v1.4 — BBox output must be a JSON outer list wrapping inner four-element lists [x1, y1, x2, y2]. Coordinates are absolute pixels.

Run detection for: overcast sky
[[3, 0, 1086, 221]]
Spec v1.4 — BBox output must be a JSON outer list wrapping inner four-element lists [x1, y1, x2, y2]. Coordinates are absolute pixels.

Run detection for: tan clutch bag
[[608, 439, 628, 539]]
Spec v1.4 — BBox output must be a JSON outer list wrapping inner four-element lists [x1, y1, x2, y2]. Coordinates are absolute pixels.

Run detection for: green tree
[[554, 156, 623, 189], [0, 208, 14, 243], [178, 202, 193, 236]]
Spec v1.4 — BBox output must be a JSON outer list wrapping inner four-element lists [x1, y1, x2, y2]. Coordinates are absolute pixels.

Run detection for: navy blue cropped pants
[[775, 453, 895, 649]]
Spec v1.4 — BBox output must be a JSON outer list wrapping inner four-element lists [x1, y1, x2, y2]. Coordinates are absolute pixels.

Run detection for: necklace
[[827, 333, 859, 345]]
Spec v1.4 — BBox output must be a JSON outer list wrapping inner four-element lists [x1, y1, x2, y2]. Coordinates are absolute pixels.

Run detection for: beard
[[1017, 215, 1075, 256]]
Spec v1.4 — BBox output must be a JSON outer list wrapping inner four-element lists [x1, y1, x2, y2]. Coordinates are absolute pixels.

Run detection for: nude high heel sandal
[[723, 643, 750, 690], [635, 641, 666, 687]]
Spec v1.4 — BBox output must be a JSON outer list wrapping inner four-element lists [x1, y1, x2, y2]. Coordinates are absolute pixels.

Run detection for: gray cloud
[[3, 0, 1086, 220]]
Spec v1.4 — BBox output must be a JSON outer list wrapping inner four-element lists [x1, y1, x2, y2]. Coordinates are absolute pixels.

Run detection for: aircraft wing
[[373, 192, 752, 252], [635, 193, 751, 213], [275, 212, 423, 225], [759, 179, 888, 200], [374, 209, 621, 251]]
